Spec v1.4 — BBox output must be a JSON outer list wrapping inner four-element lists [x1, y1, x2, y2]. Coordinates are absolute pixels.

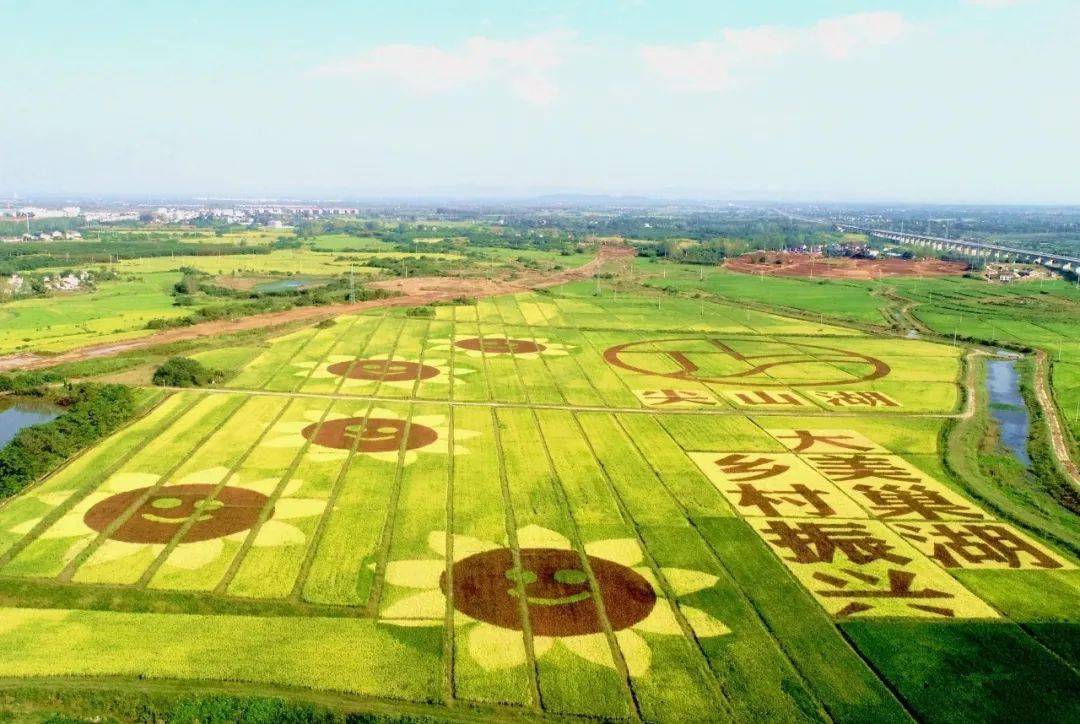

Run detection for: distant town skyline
[[3, 1, 1078, 204]]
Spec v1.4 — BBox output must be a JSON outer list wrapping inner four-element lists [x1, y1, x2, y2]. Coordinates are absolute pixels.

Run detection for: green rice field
[[0, 285, 1076, 721]]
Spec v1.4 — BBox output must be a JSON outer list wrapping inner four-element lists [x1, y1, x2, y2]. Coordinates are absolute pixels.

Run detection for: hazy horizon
[[4, 1, 1078, 204]]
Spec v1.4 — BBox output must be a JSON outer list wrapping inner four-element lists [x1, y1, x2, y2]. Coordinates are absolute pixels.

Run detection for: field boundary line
[[611, 413, 842, 722], [524, 408, 648, 721], [359, 398, 414, 615], [0, 392, 200, 570], [214, 398, 338, 595], [135, 396, 297, 589], [442, 403, 458, 706], [564, 411, 737, 720], [470, 319, 543, 710], [487, 306, 641, 718], [488, 408, 545, 714], [442, 307, 459, 705], [289, 310, 381, 395], [289, 396, 381, 603], [333, 314, 414, 612], [148, 384, 964, 419], [213, 313, 381, 596], [58, 394, 251, 582], [521, 294, 612, 408]]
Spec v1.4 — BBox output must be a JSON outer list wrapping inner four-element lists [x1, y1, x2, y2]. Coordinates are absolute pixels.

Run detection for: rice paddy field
[[0, 285, 1077, 721], [0, 272, 194, 354]]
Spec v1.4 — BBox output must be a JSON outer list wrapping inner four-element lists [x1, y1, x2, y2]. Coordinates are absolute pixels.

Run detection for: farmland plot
[[1, 287, 1076, 721]]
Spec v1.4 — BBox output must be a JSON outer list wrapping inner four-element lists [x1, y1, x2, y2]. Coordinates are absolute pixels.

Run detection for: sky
[[1, 0, 1077, 204]]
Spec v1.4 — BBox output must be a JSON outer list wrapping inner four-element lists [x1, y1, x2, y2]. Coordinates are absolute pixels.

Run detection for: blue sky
[[2, 0, 1077, 203]]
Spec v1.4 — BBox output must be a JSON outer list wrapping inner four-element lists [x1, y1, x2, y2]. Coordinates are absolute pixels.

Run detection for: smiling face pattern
[[326, 359, 440, 382], [455, 337, 545, 355], [83, 484, 270, 544], [443, 547, 657, 636], [302, 417, 439, 453]]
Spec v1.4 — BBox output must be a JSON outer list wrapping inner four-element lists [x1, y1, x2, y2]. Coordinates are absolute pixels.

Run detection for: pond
[[985, 357, 1031, 467], [0, 398, 62, 448], [251, 276, 330, 294]]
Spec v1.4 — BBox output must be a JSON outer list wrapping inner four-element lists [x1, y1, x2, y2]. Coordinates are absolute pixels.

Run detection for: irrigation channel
[[0, 398, 61, 448], [986, 355, 1031, 467]]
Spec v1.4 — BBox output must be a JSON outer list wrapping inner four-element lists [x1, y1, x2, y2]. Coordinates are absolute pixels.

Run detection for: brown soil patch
[[603, 337, 890, 386], [302, 417, 438, 453], [327, 359, 440, 382], [444, 547, 656, 636], [211, 275, 274, 292], [84, 484, 270, 544], [0, 242, 630, 373], [725, 252, 967, 279], [455, 337, 544, 355]]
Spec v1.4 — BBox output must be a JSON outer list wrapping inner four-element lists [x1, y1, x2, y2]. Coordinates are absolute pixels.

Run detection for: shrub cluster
[[0, 383, 137, 498], [0, 371, 64, 396], [151, 357, 225, 388]]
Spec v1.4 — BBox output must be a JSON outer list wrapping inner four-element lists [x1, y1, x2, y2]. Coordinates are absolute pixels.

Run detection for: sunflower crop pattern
[[0, 289, 1077, 723]]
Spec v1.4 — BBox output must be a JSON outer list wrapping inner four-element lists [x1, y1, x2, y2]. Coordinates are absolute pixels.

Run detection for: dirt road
[[1032, 350, 1080, 486], [0, 243, 633, 373]]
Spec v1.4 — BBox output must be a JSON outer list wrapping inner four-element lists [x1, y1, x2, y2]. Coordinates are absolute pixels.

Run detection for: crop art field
[[1, 287, 1077, 720]]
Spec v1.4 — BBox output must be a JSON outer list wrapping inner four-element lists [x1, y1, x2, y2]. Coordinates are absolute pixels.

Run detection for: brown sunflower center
[[442, 547, 656, 636], [83, 484, 270, 544], [302, 417, 439, 452], [455, 338, 545, 355], [326, 359, 440, 382]]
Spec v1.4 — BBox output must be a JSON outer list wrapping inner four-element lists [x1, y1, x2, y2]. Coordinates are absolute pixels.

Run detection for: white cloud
[[315, 31, 575, 106], [815, 12, 908, 59], [639, 12, 910, 93], [964, 0, 1028, 7]]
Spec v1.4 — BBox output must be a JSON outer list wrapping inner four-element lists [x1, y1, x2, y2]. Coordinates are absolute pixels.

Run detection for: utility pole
[[349, 268, 355, 303]]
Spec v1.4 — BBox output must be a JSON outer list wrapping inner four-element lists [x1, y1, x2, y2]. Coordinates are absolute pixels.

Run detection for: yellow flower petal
[[9, 518, 43, 536], [39, 513, 92, 539], [633, 567, 662, 595], [662, 567, 719, 597], [427, 531, 497, 561], [252, 520, 306, 547], [682, 606, 730, 639], [104, 472, 160, 492], [384, 559, 445, 589], [38, 492, 75, 507], [244, 477, 281, 497], [584, 538, 643, 568], [175, 467, 230, 486], [560, 632, 616, 670], [85, 539, 149, 567], [62, 537, 92, 563], [532, 635, 555, 659], [468, 623, 529, 670], [381, 589, 447, 621], [615, 629, 652, 677], [263, 435, 304, 450], [516, 524, 571, 550], [167, 538, 224, 569], [633, 602, 682, 636], [272, 497, 325, 520]]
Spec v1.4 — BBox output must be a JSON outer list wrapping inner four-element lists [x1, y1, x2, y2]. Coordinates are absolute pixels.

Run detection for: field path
[[0, 243, 632, 373], [1033, 349, 1080, 486]]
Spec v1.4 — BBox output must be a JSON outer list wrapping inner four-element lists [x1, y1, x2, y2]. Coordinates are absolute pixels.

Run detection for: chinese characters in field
[[689, 428, 1071, 619]]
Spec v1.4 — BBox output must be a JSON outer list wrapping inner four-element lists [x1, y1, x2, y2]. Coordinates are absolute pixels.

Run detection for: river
[[985, 357, 1031, 467], [0, 397, 61, 448]]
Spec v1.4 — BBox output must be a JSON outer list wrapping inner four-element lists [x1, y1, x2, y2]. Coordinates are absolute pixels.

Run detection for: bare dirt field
[[725, 252, 968, 279]]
